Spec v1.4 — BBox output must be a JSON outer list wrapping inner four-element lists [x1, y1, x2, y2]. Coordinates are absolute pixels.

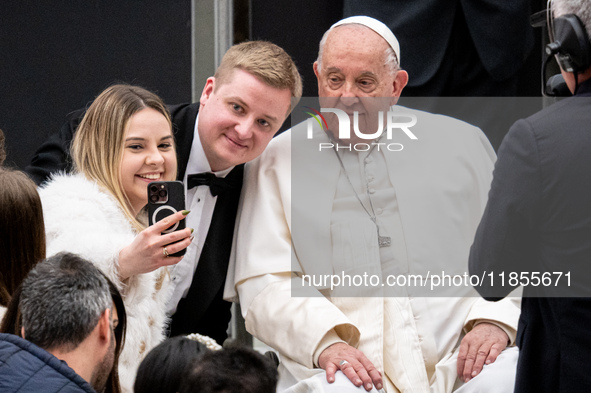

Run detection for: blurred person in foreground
[[134, 334, 217, 393], [0, 128, 46, 321], [470, 0, 591, 391], [178, 346, 278, 393], [0, 252, 126, 393]]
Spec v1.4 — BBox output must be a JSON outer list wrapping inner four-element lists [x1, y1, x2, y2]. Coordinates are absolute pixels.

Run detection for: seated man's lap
[[453, 346, 519, 393], [280, 370, 381, 393], [276, 347, 518, 393]]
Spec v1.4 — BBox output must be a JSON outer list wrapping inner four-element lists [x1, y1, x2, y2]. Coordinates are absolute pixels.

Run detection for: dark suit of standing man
[[26, 41, 302, 345], [469, 1, 591, 391], [343, 0, 535, 151], [343, 0, 533, 96]]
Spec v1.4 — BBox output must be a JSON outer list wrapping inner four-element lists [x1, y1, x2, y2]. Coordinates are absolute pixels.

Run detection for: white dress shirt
[[166, 114, 233, 315]]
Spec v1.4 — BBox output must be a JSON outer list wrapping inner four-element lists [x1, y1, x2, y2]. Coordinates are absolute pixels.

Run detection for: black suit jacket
[[26, 103, 238, 344], [344, 0, 533, 89], [469, 79, 591, 392]]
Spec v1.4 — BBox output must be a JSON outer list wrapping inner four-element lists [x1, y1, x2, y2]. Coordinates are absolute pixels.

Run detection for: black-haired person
[[0, 252, 125, 393], [179, 346, 278, 393], [134, 334, 217, 393]]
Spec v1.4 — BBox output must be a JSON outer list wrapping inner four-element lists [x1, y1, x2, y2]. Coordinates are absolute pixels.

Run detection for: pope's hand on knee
[[318, 342, 382, 392], [457, 323, 509, 382]]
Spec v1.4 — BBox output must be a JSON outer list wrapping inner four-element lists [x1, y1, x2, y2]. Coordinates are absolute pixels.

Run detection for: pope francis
[[225, 16, 520, 393]]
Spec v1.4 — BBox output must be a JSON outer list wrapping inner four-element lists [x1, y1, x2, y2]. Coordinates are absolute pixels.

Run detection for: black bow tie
[[187, 171, 240, 196]]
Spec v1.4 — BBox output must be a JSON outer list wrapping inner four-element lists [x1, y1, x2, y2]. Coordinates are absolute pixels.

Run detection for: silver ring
[[163, 247, 170, 257], [339, 360, 349, 367]]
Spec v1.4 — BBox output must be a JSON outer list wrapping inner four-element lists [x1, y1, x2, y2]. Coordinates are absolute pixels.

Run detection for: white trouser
[[278, 346, 518, 393], [452, 346, 518, 393]]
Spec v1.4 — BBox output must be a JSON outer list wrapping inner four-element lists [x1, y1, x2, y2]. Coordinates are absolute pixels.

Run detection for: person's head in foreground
[[20, 252, 125, 393], [178, 346, 278, 393], [134, 335, 212, 393]]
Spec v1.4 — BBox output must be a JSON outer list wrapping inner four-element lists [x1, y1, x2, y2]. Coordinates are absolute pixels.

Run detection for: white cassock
[[225, 106, 520, 393]]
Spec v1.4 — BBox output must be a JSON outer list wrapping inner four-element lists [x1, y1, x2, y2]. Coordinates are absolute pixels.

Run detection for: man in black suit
[[343, 0, 533, 97], [342, 1, 536, 151], [26, 40, 302, 345], [469, 0, 591, 391]]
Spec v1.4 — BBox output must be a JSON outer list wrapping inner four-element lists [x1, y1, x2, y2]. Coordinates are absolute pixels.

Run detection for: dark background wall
[[1, 0, 546, 171], [250, 0, 546, 150], [251, 0, 545, 97], [250, 0, 344, 98], [0, 0, 192, 170]]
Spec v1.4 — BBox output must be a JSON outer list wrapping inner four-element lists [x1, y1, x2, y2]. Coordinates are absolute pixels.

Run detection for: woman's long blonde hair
[[71, 84, 177, 232]]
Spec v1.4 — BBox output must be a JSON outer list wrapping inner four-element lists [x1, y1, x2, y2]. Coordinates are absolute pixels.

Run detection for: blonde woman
[[39, 85, 193, 393]]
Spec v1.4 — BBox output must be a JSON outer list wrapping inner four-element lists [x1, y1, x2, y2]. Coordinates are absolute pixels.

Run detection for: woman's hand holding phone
[[118, 210, 192, 280]]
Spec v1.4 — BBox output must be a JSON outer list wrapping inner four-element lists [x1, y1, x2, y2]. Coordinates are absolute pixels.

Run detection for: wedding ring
[[339, 360, 349, 367], [163, 247, 170, 257]]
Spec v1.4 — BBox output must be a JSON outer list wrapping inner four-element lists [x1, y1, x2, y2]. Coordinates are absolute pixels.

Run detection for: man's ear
[[313, 61, 320, 79], [390, 70, 409, 106], [20, 327, 25, 339], [199, 77, 216, 107], [97, 309, 111, 343]]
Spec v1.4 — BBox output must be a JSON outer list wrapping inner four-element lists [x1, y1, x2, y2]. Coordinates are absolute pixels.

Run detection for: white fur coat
[[39, 173, 172, 393]]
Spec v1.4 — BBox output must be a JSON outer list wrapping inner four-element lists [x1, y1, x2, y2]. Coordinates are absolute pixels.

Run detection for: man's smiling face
[[197, 68, 292, 171]]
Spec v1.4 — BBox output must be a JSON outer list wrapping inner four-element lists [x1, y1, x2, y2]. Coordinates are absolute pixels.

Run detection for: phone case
[[147, 181, 187, 257]]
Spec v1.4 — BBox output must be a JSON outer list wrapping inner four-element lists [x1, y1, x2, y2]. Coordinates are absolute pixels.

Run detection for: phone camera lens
[[158, 190, 167, 198], [149, 185, 159, 193], [149, 195, 159, 203]]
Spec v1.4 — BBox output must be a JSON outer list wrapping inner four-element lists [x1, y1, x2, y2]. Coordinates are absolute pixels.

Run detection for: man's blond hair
[[214, 40, 303, 107]]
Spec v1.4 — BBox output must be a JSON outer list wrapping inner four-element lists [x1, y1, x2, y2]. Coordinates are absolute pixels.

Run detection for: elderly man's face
[[313, 25, 408, 142]]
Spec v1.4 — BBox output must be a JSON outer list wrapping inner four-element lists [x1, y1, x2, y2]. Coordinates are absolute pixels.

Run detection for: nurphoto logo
[[304, 106, 418, 152]]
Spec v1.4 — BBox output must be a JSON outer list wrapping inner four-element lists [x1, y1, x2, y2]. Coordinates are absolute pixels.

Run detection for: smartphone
[[147, 181, 187, 257]]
